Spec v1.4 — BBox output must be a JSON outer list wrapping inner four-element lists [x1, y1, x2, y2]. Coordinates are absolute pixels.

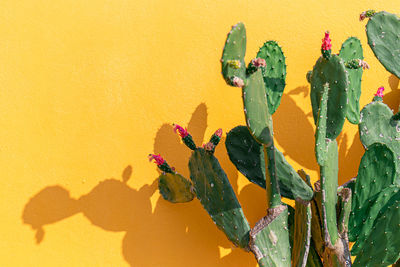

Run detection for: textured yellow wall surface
[[0, 0, 399, 266]]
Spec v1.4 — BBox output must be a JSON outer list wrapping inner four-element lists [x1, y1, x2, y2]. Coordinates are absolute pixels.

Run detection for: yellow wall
[[1, 0, 399, 266]]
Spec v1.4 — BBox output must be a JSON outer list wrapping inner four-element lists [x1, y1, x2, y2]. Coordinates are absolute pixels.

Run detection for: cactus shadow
[[383, 74, 400, 112], [22, 103, 256, 267], [272, 87, 318, 170]]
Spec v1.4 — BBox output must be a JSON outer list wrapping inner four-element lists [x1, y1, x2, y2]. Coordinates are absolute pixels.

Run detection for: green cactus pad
[[351, 185, 400, 255], [310, 55, 349, 139], [320, 140, 339, 246], [352, 200, 400, 267], [243, 69, 273, 146], [349, 143, 397, 241], [225, 126, 313, 201], [366, 11, 400, 78], [221, 22, 247, 86], [249, 205, 291, 267], [158, 173, 195, 203], [339, 37, 364, 124], [256, 41, 287, 114], [291, 200, 312, 267], [315, 83, 329, 166], [264, 143, 282, 208], [359, 101, 400, 167], [188, 148, 250, 248]]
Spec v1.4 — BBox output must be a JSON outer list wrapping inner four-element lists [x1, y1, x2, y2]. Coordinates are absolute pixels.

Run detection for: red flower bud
[[148, 154, 165, 166], [375, 87, 384, 98], [321, 31, 332, 51], [173, 124, 189, 138]]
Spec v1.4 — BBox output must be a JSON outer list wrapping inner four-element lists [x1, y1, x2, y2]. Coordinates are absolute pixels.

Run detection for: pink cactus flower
[[359, 11, 367, 21], [375, 87, 384, 98], [232, 76, 244, 87], [215, 128, 223, 138], [173, 124, 189, 138], [203, 142, 215, 152], [321, 31, 332, 51], [359, 60, 370, 70], [251, 58, 266, 68], [148, 154, 165, 166]]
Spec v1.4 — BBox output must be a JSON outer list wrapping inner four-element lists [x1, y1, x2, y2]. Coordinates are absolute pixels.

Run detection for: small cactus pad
[[352, 200, 400, 267], [249, 205, 291, 267], [359, 101, 400, 165], [242, 69, 273, 146], [291, 200, 312, 267], [315, 83, 329, 166], [158, 173, 195, 203], [351, 185, 400, 255], [256, 41, 287, 114], [225, 126, 313, 201], [366, 11, 400, 78], [264, 143, 282, 208], [320, 140, 339, 246], [310, 55, 349, 139], [339, 37, 364, 124], [188, 148, 250, 248], [221, 22, 247, 86], [349, 143, 396, 241]]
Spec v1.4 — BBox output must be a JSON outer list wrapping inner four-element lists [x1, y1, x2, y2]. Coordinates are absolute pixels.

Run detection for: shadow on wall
[[22, 76, 399, 266]]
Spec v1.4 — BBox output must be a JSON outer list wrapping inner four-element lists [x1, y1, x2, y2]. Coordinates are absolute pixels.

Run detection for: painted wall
[[0, 0, 398, 266]]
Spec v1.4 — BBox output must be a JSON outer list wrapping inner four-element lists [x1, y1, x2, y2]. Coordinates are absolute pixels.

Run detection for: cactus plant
[[149, 11, 400, 266]]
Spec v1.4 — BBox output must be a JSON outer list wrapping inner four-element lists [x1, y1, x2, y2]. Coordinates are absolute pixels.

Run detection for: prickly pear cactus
[[221, 22, 247, 86], [310, 32, 349, 139], [349, 142, 397, 241], [363, 11, 400, 78], [339, 37, 365, 124], [189, 148, 250, 249], [256, 41, 287, 115]]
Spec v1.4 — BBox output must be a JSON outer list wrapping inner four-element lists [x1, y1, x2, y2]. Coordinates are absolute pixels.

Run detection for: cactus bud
[[373, 87, 384, 101], [345, 59, 370, 70], [209, 128, 223, 150], [359, 10, 376, 21], [173, 124, 197, 150], [203, 142, 216, 153], [149, 154, 174, 173], [246, 58, 266, 75], [231, 76, 245, 87], [321, 31, 332, 59]]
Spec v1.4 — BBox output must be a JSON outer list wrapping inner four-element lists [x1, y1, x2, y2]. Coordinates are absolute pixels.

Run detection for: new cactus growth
[[149, 11, 400, 266]]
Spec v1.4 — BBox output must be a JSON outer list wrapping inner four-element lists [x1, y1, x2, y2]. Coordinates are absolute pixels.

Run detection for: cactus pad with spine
[[352, 200, 400, 267], [249, 205, 291, 267], [310, 55, 349, 139], [225, 125, 313, 201], [291, 200, 312, 267], [351, 184, 400, 255], [359, 100, 400, 167], [349, 142, 396, 241], [221, 22, 247, 86], [158, 173, 195, 203], [256, 41, 287, 115], [188, 148, 250, 248], [366, 11, 400, 78], [315, 83, 329, 166], [243, 69, 273, 146], [339, 37, 364, 124], [320, 140, 339, 246]]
